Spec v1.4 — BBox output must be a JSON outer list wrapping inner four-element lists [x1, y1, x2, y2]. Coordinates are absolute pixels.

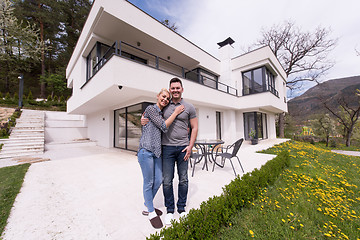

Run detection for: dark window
[[86, 42, 147, 81], [216, 111, 222, 140], [242, 66, 278, 96], [243, 112, 268, 140]]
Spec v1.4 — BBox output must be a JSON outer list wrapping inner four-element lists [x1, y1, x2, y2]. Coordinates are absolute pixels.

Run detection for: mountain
[[287, 75, 360, 122]]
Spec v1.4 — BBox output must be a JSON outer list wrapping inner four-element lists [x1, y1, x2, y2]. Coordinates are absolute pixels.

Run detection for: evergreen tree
[[57, 0, 92, 73], [13, 0, 63, 97]]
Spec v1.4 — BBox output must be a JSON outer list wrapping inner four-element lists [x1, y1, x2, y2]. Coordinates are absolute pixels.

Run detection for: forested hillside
[[0, 0, 92, 99], [288, 75, 360, 123]]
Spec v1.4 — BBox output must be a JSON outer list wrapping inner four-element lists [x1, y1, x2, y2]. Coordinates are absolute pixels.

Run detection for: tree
[[255, 20, 337, 137], [322, 89, 360, 147], [0, 0, 41, 92], [40, 72, 67, 97], [311, 114, 335, 147], [13, 0, 91, 97], [56, 0, 92, 73], [161, 19, 178, 32], [14, 0, 63, 97]]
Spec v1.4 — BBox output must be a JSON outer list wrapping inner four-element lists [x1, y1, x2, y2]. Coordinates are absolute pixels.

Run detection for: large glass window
[[242, 66, 278, 96], [114, 102, 152, 151], [244, 112, 268, 140]]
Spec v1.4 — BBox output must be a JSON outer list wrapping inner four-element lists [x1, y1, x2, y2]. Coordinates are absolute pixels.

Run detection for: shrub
[[47, 95, 52, 102], [59, 95, 65, 102], [330, 139, 337, 148], [148, 151, 290, 239], [53, 95, 58, 102], [13, 92, 19, 101], [5, 92, 11, 100], [27, 90, 33, 100]]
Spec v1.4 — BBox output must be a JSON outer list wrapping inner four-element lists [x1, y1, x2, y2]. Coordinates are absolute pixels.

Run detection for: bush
[[47, 95, 52, 102], [13, 92, 18, 101], [27, 90, 33, 100], [148, 151, 290, 240], [0, 108, 22, 138], [5, 92, 11, 100], [329, 139, 337, 148]]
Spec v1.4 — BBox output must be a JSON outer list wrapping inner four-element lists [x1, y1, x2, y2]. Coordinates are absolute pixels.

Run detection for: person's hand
[[174, 105, 185, 115], [141, 113, 149, 126], [182, 146, 192, 161]]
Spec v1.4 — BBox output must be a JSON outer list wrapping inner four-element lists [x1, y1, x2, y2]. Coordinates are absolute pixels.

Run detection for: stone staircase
[[0, 109, 96, 166], [0, 109, 45, 160]]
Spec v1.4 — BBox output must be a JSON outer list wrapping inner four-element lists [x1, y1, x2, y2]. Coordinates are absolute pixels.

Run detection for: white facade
[[66, 0, 288, 150]]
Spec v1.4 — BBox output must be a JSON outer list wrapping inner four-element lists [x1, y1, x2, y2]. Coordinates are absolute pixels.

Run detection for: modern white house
[[66, 0, 288, 152]]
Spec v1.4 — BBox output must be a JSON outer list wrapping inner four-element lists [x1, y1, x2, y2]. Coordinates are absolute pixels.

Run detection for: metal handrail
[[89, 40, 238, 96]]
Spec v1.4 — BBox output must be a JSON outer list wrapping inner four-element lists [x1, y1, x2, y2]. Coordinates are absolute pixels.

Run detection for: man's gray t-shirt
[[162, 99, 196, 146]]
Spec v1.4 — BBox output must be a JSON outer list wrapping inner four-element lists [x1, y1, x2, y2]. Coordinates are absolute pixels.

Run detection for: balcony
[[85, 41, 237, 96]]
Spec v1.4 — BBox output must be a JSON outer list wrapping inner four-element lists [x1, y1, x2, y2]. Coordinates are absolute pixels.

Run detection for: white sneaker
[[165, 213, 174, 225], [179, 211, 188, 218]]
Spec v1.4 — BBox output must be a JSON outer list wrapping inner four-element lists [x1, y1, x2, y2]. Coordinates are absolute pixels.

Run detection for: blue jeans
[[162, 145, 189, 213], [137, 148, 162, 213]]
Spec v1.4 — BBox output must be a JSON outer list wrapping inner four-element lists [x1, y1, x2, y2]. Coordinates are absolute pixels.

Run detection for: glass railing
[[87, 41, 238, 96]]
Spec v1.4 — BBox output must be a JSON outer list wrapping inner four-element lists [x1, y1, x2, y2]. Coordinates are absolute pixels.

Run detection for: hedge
[[148, 150, 290, 240]]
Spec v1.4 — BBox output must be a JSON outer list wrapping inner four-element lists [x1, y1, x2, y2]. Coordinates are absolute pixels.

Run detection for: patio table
[[194, 139, 224, 172]]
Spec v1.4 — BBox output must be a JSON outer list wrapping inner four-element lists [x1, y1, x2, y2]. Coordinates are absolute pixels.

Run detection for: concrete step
[[3, 142, 44, 148], [45, 120, 85, 128], [6, 142, 43, 148], [12, 127, 44, 130], [0, 151, 45, 159], [45, 111, 85, 121], [9, 133, 44, 141], [8, 136, 44, 140], [1, 145, 44, 152], [45, 140, 96, 150]]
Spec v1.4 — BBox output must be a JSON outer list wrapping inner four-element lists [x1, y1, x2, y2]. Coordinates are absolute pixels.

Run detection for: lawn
[[0, 164, 30, 236], [217, 141, 360, 239]]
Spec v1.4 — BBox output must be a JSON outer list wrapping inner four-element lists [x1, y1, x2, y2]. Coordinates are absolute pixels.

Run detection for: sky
[[127, 0, 360, 97]]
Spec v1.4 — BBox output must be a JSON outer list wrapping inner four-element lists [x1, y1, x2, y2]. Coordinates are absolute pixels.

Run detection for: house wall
[[87, 109, 114, 148], [196, 107, 217, 140]]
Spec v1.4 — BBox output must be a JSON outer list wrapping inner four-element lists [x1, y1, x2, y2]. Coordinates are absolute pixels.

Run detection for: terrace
[[85, 41, 238, 96]]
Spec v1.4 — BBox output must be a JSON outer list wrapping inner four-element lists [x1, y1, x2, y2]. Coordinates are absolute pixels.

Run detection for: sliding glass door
[[114, 102, 152, 151]]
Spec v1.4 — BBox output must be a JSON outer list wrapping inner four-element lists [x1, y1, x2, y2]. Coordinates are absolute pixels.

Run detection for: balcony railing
[[86, 41, 238, 96]]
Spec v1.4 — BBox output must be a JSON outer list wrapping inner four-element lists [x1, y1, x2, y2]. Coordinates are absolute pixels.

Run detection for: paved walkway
[[331, 150, 360, 157], [1, 139, 288, 240]]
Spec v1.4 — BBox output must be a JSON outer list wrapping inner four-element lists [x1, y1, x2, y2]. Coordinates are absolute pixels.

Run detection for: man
[[142, 77, 198, 225]]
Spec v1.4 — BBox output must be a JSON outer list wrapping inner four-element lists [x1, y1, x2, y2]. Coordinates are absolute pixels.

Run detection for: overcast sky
[[128, 0, 360, 96]]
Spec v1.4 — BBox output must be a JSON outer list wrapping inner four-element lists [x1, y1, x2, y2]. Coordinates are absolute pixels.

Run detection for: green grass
[[217, 141, 360, 239], [314, 141, 360, 152], [0, 164, 30, 236]]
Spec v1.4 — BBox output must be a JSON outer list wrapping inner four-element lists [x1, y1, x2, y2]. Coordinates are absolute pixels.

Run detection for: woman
[[137, 88, 184, 229]]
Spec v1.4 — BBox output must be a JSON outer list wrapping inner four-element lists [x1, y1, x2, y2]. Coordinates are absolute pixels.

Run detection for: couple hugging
[[137, 77, 198, 229]]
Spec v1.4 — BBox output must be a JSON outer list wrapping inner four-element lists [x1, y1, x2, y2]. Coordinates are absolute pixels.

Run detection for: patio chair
[[212, 138, 244, 176], [189, 144, 204, 177]]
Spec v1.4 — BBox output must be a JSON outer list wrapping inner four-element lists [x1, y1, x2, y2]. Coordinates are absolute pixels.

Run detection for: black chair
[[212, 138, 244, 176], [189, 144, 204, 177]]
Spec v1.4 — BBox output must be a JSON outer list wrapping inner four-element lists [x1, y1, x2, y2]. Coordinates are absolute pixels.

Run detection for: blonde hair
[[158, 88, 170, 96]]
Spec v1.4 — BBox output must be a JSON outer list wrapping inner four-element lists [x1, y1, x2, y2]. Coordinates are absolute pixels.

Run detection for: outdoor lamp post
[[18, 74, 24, 108]]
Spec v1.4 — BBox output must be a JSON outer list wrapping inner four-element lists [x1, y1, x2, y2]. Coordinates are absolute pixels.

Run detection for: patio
[[2, 138, 288, 240]]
